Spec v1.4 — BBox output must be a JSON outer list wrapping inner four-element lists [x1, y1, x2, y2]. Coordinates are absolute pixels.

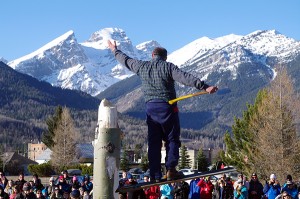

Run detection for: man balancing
[[107, 40, 218, 182]]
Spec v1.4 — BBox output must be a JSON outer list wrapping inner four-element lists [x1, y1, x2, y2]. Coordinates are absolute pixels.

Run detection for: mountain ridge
[[1, 28, 300, 151]]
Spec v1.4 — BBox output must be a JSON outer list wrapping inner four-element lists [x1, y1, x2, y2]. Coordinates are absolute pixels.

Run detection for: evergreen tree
[[248, 68, 300, 180], [139, 154, 149, 172], [134, 144, 142, 162], [120, 150, 130, 171], [42, 106, 63, 149], [195, 149, 209, 172], [178, 145, 191, 169], [223, 67, 300, 180], [51, 107, 79, 169]]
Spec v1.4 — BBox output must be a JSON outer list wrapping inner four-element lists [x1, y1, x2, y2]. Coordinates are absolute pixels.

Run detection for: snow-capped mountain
[[168, 30, 300, 81], [8, 28, 160, 96], [0, 57, 8, 64], [7, 28, 300, 98]]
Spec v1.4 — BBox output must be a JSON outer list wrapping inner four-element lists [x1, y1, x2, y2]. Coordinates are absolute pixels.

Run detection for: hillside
[[0, 61, 100, 151]]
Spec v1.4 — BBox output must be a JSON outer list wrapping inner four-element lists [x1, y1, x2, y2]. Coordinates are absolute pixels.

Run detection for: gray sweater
[[114, 49, 208, 102]]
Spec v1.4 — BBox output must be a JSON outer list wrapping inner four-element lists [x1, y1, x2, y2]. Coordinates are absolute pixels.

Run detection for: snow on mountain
[[7, 28, 300, 97], [8, 28, 159, 96], [168, 30, 300, 81], [167, 34, 242, 66], [235, 30, 300, 61]]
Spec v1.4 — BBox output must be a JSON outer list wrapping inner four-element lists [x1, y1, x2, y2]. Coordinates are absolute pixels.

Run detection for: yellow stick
[[168, 91, 208, 105]]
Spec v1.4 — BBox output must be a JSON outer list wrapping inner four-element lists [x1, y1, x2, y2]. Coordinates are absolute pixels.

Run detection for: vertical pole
[[93, 99, 120, 199]]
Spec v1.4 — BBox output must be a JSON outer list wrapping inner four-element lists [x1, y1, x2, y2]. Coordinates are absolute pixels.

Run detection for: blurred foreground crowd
[[0, 170, 93, 199], [118, 171, 300, 199]]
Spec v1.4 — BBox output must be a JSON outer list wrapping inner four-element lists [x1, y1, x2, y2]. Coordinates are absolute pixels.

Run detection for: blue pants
[[146, 100, 181, 180]]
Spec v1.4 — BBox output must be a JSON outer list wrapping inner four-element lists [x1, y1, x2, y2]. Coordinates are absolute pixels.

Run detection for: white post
[[93, 99, 120, 199]]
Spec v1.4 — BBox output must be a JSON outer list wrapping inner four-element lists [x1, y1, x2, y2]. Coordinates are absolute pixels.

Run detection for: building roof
[[1, 152, 37, 165], [35, 148, 52, 161], [35, 143, 94, 163]]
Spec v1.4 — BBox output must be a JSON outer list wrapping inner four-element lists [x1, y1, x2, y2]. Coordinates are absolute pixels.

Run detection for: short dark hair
[[152, 47, 167, 58]]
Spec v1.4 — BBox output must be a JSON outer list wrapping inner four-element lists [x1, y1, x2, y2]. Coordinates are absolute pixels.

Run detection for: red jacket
[[144, 185, 160, 199], [197, 179, 214, 199]]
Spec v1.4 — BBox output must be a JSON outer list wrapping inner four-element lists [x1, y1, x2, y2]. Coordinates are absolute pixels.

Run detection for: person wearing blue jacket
[[189, 178, 200, 199], [263, 174, 281, 199], [281, 181, 298, 199], [108, 40, 218, 182], [160, 183, 174, 199], [234, 180, 248, 199]]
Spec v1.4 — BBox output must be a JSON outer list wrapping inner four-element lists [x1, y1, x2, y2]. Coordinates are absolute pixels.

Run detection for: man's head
[[127, 173, 134, 182], [270, 174, 276, 181], [282, 191, 292, 199], [152, 47, 167, 60], [84, 174, 90, 182], [251, 173, 258, 181], [19, 172, 24, 180], [49, 176, 55, 185], [59, 175, 65, 183], [23, 183, 31, 194], [238, 173, 243, 179], [62, 170, 69, 177], [286, 174, 292, 181], [33, 174, 38, 180], [143, 175, 149, 182], [122, 171, 127, 179], [221, 173, 227, 179], [237, 179, 243, 185]]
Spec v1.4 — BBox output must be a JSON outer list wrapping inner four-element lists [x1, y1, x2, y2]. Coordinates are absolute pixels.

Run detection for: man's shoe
[[166, 168, 184, 181]]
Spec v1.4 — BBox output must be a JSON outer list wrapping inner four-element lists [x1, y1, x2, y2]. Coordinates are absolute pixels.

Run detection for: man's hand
[[205, 86, 218, 94], [107, 40, 117, 52]]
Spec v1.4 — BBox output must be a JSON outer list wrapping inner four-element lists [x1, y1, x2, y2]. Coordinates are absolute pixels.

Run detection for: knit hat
[[270, 174, 276, 179], [286, 174, 292, 181], [127, 173, 133, 179], [23, 183, 31, 191]]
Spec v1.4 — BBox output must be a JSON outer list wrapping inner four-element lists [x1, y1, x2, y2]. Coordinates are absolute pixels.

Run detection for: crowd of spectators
[[118, 171, 300, 199], [0, 170, 93, 199]]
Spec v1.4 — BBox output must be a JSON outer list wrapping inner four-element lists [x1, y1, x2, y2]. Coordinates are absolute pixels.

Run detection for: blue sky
[[1, 0, 299, 61]]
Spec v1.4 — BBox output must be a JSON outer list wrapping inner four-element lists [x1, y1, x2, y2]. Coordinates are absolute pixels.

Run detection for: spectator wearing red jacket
[[197, 177, 214, 199], [143, 176, 160, 199]]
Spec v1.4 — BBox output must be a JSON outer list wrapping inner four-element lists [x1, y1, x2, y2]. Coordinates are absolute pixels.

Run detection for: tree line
[[222, 67, 300, 183]]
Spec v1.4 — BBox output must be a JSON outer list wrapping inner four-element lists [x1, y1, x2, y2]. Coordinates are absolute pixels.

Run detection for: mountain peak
[[0, 57, 8, 64], [9, 30, 77, 69], [83, 28, 131, 50], [237, 29, 300, 59]]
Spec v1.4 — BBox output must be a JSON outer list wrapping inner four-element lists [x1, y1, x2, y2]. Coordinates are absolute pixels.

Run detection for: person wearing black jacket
[[15, 172, 27, 192], [16, 183, 37, 199], [249, 173, 263, 199], [174, 181, 190, 199], [0, 186, 9, 199]]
